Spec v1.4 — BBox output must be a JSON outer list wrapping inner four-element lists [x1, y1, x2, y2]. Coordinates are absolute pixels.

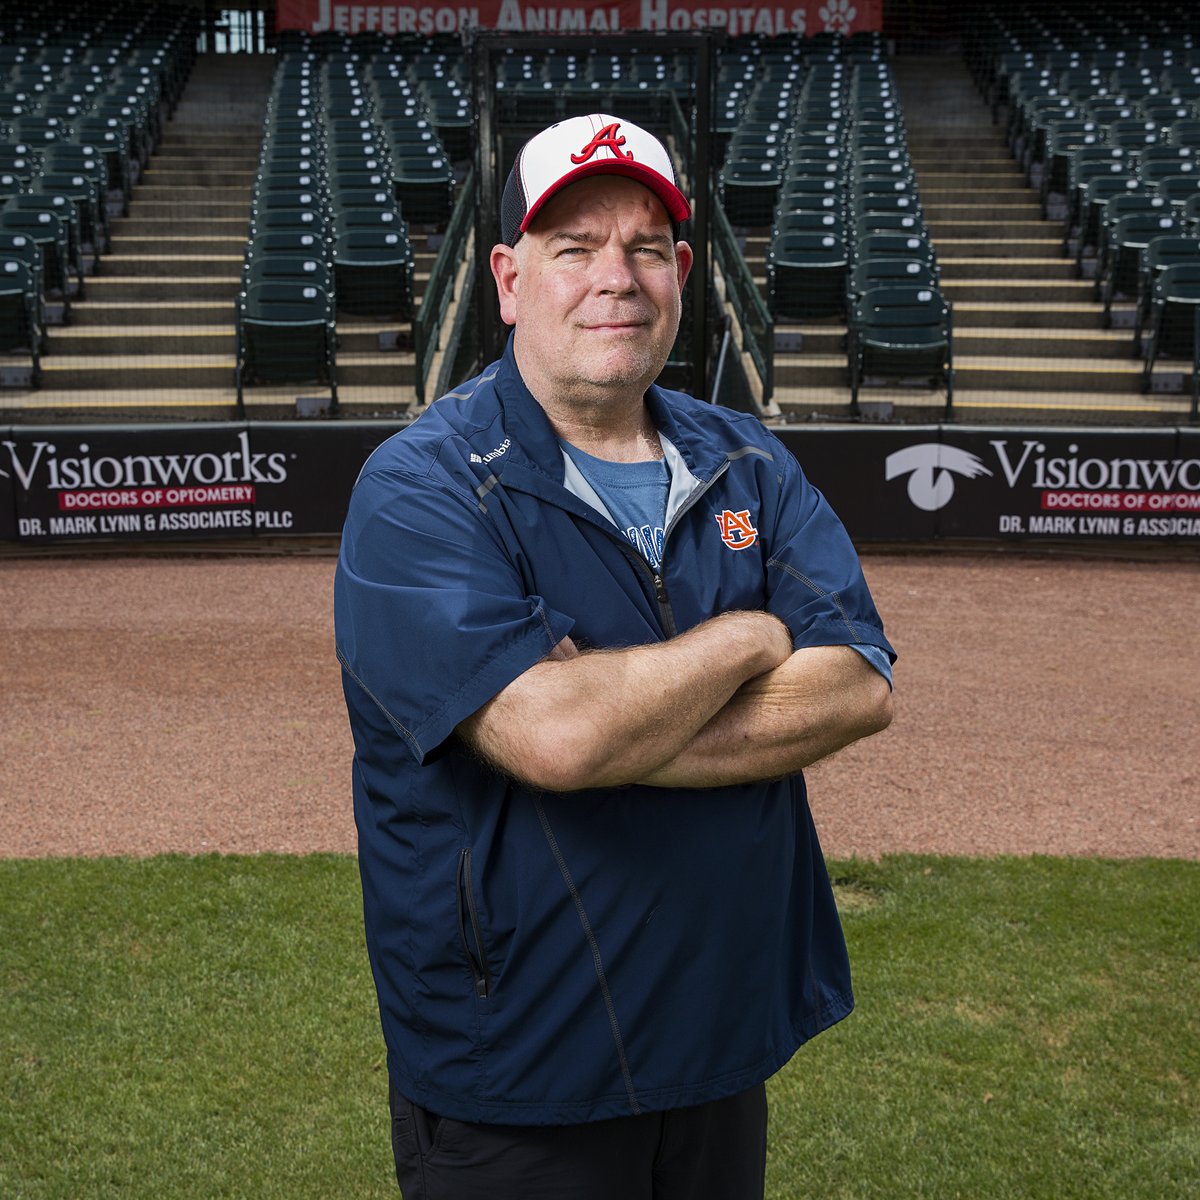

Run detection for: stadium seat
[[0, 257, 42, 386], [35, 170, 107, 256], [0, 208, 71, 311], [235, 280, 337, 412], [5, 193, 85, 295], [243, 253, 333, 297], [331, 226, 414, 319], [1099, 210, 1184, 322], [766, 228, 849, 320], [1133, 235, 1200, 350], [848, 284, 954, 416], [1140, 261, 1200, 416]]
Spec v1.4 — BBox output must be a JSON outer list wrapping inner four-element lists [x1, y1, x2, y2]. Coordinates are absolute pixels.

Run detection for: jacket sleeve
[[763, 445, 896, 663], [334, 465, 576, 764]]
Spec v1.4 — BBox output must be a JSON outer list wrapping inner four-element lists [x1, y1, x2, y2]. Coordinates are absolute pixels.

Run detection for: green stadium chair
[[235, 280, 337, 413], [0, 208, 70, 313], [242, 252, 333, 297], [6, 192, 85, 294], [1133, 234, 1200, 350], [1141, 261, 1200, 417], [331, 226, 414, 319], [36, 169, 107, 256], [766, 228, 849, 320], [0, 257, 42, 386], [849, 284, 954, 416], [1099, 210, 1184, 322]]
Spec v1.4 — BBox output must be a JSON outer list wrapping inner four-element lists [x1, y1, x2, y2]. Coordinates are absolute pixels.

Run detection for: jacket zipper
[[620, 458, 732, 638], [456, 848, 491, 999]]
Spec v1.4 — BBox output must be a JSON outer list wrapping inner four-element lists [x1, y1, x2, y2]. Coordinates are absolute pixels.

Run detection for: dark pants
[[389, 1080, 768, 1200]]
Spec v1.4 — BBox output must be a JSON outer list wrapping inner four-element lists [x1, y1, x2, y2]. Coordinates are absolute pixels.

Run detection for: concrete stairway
[[765, 52, 1193, 424], [9, 53, 427, 421]]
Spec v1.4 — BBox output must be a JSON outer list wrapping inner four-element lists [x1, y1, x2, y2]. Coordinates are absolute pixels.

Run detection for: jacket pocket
[[456, 848, 492, 999]]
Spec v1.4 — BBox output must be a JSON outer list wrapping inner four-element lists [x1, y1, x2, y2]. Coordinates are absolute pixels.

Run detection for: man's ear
[[490, 244, 519, 326], [675, 241, 694, 292]]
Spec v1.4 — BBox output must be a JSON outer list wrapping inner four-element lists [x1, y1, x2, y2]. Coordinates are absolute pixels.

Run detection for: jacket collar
[[492, 333, 728, 488]]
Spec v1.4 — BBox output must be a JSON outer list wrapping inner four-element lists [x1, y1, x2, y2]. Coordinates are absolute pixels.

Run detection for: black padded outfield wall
[[2, 423, 1199, 548], [780, 426, 1200, 547], [0, 422, 406, 546]]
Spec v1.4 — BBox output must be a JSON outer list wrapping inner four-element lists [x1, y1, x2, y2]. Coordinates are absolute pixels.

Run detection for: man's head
[[491, 115, 694, 413]]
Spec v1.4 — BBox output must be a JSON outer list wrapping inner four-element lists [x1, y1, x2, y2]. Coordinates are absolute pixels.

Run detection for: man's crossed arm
[[456, 611, 893, 792]]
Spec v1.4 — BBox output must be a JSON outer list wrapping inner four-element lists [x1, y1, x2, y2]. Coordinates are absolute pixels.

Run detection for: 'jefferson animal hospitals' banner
[[275, 1, 883, 38]]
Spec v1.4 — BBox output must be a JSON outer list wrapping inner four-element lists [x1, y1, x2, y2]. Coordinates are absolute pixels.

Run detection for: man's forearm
[[456, 611, 794, 792], [639, 644, 894, 789]]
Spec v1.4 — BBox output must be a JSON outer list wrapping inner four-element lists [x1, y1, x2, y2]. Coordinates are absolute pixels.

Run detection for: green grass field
[[2, 854, 1197, 1198]]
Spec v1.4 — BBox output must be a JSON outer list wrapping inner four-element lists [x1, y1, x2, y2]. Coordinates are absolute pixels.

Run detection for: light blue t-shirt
[[561, 440, 671, 570], [560, 439, 892, 687]]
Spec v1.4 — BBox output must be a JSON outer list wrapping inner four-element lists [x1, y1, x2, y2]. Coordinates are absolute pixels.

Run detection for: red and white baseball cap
[[500, 113, 692, 246]]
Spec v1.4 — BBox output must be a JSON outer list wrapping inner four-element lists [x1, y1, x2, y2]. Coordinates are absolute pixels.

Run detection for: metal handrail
[[414, 163, 476, 406], [711, 200, 774, 403]]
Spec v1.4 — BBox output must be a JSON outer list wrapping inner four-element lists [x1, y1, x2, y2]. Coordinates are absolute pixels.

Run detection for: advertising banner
[[276, 0, 884, 38], [787, 426, 1200, 546], [0, 438, 14, 542], [244, 421, 406, 534], [4, 422, 1199, 548], [1, 421, 406, 545], [779, 425, 942, 543]]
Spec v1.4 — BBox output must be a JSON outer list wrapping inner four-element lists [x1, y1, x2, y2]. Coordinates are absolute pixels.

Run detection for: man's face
[[491, 174, 693, 408]]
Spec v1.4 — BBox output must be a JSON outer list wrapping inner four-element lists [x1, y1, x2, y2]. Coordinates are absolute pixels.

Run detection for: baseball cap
[[500, 113, 692, 246]]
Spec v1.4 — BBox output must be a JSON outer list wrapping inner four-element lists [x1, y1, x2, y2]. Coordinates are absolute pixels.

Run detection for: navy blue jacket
[[334, 338, 894, 1126]]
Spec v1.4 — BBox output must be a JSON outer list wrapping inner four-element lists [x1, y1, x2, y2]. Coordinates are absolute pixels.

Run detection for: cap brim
[[519, 159, 692, 236]]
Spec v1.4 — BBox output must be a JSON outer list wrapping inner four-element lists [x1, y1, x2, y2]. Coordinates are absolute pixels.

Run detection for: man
[[335, 113, 895, 1199]]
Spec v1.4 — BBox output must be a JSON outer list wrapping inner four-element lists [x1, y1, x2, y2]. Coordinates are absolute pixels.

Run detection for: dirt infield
[[1, 551, 1197, 861]]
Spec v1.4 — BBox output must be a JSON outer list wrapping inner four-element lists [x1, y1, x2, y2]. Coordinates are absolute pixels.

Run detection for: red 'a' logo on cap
[[571, 123, 634, 164]]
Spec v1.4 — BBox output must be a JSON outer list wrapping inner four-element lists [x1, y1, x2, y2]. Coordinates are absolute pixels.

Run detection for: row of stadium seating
[[0, 2, 194, 389], [236, 51, 464, 409], [969, 3, 1200, 411], [706, 53, 953, 412]]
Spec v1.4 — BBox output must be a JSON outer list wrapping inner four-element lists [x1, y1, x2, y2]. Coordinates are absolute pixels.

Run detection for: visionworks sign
[[5, 422, 1197, 548], [779, 426, 1200, 546], [1, 422, 404, 545]]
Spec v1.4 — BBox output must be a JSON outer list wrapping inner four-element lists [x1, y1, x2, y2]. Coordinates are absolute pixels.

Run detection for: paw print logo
[[819, 0, 857, 35]]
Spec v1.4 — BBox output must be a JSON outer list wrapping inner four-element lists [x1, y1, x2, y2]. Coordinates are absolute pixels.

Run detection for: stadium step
[[108, 217, 250, 238], [69, 275, 241, 302], [37, 353, 417, 391], [47, 43, 434, 426], [107, 236, 250, 256], [773, 351, 1143, 394], [937, 256, 1078, 280], [951, 301, 1110, 330], [938, 277, 1096, 303], [49, 321, 413, 356], [0, 384, 417, 422], [100, 254, 245, 277], [138, 167, 258, 188], [775, 322, 1135, 361], [124, 200, 250, 220], [737, 49, 1189, 423]]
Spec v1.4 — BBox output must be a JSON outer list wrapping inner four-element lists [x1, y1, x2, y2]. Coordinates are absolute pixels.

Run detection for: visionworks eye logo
[[885, 444, 993, 512]]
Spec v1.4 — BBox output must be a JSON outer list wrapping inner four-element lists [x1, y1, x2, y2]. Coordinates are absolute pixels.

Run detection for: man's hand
[[456, 611, 793, 792], [639, 643, 893, 789]]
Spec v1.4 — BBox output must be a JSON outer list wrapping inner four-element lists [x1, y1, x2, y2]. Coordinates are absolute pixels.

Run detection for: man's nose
[[595, 247, 638, 294]]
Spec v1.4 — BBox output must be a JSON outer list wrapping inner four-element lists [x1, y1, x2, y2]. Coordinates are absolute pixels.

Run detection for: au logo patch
[[715, 509, 758, 550]]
